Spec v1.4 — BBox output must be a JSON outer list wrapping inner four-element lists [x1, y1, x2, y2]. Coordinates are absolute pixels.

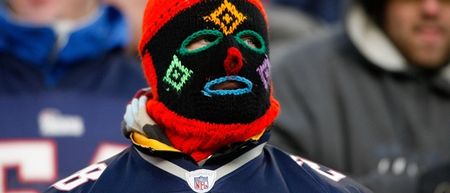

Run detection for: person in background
[[0, 0, 146, 192], [270, 0, 450, 192], [44, 0, 372, 192]]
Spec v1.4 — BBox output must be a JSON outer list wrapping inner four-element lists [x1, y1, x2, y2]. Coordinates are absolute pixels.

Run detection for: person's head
[[360, 0, 450, 69], [5, 0, 98, 25], [139, 0, 279, 161]]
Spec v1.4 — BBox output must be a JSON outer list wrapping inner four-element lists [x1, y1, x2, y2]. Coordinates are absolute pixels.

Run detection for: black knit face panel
[[144, 0, 271, 124]]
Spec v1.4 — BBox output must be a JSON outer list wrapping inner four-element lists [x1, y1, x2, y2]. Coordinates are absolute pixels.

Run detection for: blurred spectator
[[269, 0, 347, 24], [0, 0, 146, 192], [270, 0, 450, 193]]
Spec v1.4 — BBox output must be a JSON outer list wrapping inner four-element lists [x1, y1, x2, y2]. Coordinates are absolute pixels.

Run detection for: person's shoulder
[[44, 162, 108, 193], [288, 154, 373, 193], [43, 147, 133, 193], [264, 145, 373, 193]]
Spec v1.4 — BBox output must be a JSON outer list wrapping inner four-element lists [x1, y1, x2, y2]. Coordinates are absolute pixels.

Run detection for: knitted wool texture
[[139, 0, 279, 161]]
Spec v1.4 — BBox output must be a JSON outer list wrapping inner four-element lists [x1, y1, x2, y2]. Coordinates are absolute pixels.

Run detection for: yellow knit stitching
[[203, 0, 247, 35]]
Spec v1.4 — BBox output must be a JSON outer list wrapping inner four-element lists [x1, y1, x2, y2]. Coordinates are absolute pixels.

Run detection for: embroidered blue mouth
[[202, 76, 253, 97]]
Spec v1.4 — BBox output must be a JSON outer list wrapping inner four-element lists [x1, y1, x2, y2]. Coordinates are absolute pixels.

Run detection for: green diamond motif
[[163, 55, 193, 92]]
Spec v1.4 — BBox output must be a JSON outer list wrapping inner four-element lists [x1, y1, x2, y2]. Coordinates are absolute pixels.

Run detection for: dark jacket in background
[[270, 4, 450, 193]]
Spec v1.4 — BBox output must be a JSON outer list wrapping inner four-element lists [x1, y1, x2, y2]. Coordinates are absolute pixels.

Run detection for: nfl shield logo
[[194, 176, 209, 190], [186, 169, 217, 193]]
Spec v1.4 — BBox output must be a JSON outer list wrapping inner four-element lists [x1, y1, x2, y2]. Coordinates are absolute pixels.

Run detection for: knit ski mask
[[139, 0, 279, 161]]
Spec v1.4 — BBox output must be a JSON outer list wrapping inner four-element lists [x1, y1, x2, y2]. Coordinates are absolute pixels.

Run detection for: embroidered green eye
[[179, 30, 223, 55], [235, 30, 266, 54]]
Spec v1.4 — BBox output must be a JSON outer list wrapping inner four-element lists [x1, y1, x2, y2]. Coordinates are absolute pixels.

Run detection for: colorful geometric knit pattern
[[203, 0, 247, 35], [163, 55, 193, 92], [257, 56, 270, 90], [138, 0, 279, 162]]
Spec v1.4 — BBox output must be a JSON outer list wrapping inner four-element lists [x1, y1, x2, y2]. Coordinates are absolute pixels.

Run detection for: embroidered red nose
[[224, 47, 243, 75]]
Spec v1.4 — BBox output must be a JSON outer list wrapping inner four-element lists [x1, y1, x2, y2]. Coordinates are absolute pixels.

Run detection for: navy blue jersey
[[45, 144, 373, 193]]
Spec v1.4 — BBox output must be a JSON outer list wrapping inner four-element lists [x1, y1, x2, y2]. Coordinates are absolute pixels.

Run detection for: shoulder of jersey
[[266, 145, 373, 193], [43, 148, 129, 193]]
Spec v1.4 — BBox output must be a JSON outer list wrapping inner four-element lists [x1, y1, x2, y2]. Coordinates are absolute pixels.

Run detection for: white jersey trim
[[135, 143, 265, 192]]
